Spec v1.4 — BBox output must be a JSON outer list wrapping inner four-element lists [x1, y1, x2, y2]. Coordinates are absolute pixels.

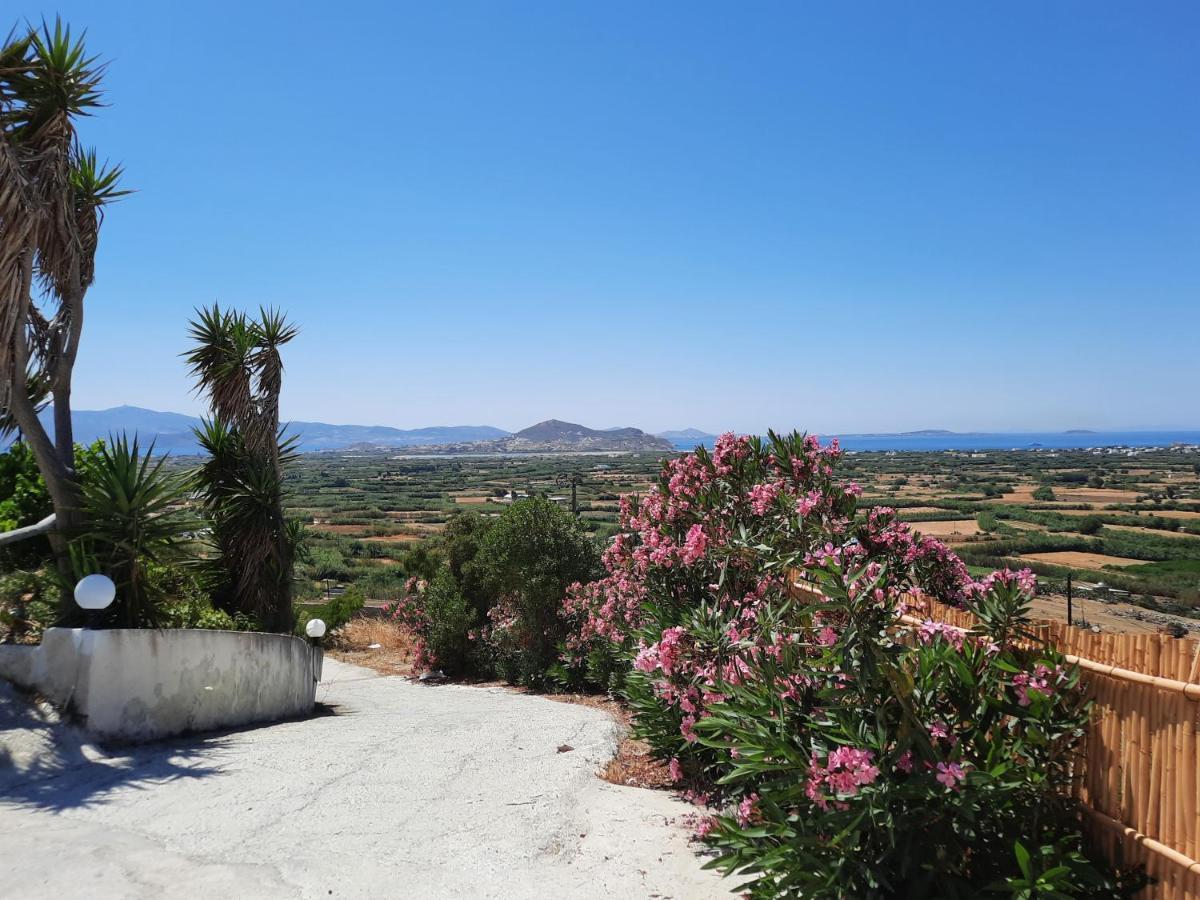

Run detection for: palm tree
[[185, 306, 301, 632], [0, 20, 127, 590]]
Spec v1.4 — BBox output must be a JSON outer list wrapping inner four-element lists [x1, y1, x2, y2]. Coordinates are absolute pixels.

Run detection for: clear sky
[[27, 1, 1200, 434]]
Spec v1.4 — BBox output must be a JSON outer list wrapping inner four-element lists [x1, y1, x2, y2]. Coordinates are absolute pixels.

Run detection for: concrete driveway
[[0, 658, 731, 900]]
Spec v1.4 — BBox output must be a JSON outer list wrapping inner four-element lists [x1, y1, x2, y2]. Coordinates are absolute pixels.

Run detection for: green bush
[[1032, 485, 1056, 502], [389, 569, 475, 674], [473, 498, 601, 687], [388, 499, 601, 685], [294, 587, 366, 637]]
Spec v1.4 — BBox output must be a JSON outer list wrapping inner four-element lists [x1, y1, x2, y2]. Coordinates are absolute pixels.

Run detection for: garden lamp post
[[305, 617, 326, 645], [305, 617, 326, 685], [74, 574, 116, 629]]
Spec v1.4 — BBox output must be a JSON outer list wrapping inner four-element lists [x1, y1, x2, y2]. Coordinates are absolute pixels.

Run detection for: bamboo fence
[[915, 601, 1200, 899]]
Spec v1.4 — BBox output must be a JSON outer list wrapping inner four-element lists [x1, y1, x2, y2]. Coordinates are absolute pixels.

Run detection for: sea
[[670, 431, 1200, 453]]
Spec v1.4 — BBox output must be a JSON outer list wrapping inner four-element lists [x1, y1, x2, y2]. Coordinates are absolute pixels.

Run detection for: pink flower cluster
[[917, 619, 968, 651], [1012, 663, 1063, 706], [735, 792, 760, 827], [968, 566, 1038, 598], [634, 626, 687, 678], [805, 746, 880, 810], [748, 481, 782, 515]]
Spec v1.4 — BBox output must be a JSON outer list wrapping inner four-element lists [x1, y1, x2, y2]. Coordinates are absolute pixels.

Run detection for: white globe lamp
[[75, 574, 116, 611], [75, 574, 116, 629], [305, 618, 327, 640]]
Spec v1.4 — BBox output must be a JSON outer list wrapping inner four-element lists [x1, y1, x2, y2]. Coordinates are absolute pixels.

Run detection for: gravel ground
[[0, 659, 732, 900]]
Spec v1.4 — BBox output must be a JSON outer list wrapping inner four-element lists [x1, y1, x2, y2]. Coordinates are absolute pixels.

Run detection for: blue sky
[[29, 1, 1200, 434]]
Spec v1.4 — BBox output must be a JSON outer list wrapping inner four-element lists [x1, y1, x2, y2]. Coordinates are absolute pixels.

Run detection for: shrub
[[388, 499, 600, 685], [390, 570, 475, 674], [441, 510, 495, 617], [295, 586, 367, 638], [563, 432, 1131, 897], [473, 498, 601, 687], [1032, 485, 1056, 502], [0, 440, 54, 568]]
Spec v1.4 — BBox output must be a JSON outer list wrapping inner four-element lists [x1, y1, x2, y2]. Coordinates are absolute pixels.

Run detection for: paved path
[[0, 658, 730, 900]]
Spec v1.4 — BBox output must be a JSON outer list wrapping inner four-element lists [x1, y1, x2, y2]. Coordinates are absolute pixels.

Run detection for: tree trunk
[[8, 283, 82, 605]]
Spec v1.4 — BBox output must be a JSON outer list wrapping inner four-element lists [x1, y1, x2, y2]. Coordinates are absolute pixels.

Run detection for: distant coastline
[[668, 431, 1200, 453]]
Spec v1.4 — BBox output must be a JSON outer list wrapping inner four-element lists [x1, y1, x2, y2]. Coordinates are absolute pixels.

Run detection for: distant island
[[392, 419, 674, 454]]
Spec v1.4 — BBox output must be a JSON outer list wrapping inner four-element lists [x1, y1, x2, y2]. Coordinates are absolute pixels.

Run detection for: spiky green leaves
[[0, 18, 105, 136], [69, 433, 198, 627], [186, 305, 302, 632]]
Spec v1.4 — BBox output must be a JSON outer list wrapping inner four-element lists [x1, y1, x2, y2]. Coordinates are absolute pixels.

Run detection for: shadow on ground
[[0, 681, 222, 812]]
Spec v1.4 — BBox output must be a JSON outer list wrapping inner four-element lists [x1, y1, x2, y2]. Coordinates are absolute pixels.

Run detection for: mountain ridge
[[8, 407, 672, 454]]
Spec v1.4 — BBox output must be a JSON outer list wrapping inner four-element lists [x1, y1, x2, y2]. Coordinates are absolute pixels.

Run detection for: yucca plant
[[0, 20, 128, 590], [66, 434, 197, 628], [185, 306, 302, 633]]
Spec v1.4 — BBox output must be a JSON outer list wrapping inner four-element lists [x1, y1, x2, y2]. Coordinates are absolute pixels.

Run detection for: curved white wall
[[0, 628, 320, 742]]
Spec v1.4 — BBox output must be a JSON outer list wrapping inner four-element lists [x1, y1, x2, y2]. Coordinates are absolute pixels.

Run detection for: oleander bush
[[563, 431, 1137, 898]]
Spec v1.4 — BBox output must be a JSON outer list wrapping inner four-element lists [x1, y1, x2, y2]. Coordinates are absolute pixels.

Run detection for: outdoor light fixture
[[74, 574, 116, 611], [75, 574, 116, 629], [305, 618, 327, 639]]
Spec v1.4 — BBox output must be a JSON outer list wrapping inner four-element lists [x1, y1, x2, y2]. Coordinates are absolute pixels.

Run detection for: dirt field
[[911, 520, 983, 538], [1000, 488, 1038, 503], [1053, 487, 1143, 504], [1022, 551, 1147, 571], [311, 523, 372, 535], [1030, 594, 1197, 636], [364, 533, 423, 544], [453, 495, 491, 504]]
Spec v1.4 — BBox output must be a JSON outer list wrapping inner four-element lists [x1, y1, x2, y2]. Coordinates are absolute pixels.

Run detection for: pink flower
[[735, 793, 760, 827], [895, 750, 914, 774], [669, 758, 683, 782], [633, 645, 659, 673], [679, 524, 709, 565], [936, 762, 967, 790], [796, 490, 822, 517], [680, 715, 698, 743], [816, 626, 838, 646], [748, 481, 782, 515], [1013, 663, 1060, 706]]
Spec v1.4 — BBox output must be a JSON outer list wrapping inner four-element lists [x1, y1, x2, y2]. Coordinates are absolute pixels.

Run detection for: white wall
[[0, 628, 320, 742]]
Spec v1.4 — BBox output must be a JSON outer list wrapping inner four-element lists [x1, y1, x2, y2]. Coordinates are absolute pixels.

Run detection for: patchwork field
[[1021, 551, 1147, 571], [284, 444, 1200, 630], [912, 520, 983, 538]]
